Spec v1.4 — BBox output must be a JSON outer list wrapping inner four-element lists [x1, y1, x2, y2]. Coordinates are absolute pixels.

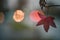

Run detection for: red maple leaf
[[36, 17, 49, 32], [38, 12, 46, 19], [36, 16, 56, 32]]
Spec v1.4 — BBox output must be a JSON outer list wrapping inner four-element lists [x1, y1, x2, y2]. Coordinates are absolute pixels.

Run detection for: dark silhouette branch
[[48, 5, 60, 7]]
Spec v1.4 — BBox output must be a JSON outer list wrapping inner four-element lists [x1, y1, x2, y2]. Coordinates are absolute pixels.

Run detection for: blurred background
[[0, 0, 60, 40]]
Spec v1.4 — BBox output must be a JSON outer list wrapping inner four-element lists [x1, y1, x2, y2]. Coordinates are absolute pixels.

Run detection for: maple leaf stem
[[46, 8, 48, 17]]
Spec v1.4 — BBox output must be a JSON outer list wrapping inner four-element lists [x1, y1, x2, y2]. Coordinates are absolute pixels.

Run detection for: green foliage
[[10, 22, 32, 31]]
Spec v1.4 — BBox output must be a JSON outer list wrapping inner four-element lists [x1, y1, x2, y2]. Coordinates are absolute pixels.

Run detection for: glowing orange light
[[0, 12, 4, 23], [30, 10, 45, 22], [13, 10, 24, 22]]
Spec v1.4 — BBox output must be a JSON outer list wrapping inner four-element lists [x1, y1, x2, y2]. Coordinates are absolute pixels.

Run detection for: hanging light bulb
[[13, 10, 24, 22], [29, 10, 46, 22], [0, 12, 4, 23]]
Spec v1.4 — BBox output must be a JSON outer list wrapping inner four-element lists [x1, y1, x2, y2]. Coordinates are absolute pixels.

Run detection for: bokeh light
[[13, 10, 24, 22], [29, 10, 45, 22], [0, 12, 4, 23]]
